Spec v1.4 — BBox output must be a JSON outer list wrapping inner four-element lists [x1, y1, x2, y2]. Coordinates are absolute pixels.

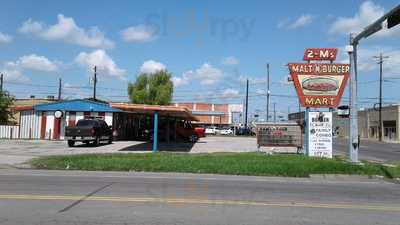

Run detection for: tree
[[128, 70, 174, 105], [0, 90, 14, 124]]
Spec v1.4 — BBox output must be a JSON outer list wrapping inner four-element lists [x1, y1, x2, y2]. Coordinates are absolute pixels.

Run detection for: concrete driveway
[[0, 136, 259, 166]]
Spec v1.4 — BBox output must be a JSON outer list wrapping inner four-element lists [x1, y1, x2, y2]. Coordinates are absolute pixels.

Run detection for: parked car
[[194, 127, 206, 138], [205, 126, 217, 135], [220, 128, 233, 135], [65, 119, 113, 147], [235, 127, 254, 136]]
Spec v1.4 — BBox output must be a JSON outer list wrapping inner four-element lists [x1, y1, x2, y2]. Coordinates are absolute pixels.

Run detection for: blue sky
[[1, 0, 400, 119]]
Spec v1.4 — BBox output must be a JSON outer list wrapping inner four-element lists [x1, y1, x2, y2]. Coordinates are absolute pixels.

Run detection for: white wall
[[105, 112, 113, 126], [228, 104, 244, 124], [18, 110, 114, 140], [76, 112, 84, 121], [19, 110, 41, 139], [45, 112, 54, 139], [60, 116, 66, 139], [0, 125, 19, 139]]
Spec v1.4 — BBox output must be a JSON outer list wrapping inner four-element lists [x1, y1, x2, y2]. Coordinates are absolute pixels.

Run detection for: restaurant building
[[3, 99, 197, 148]]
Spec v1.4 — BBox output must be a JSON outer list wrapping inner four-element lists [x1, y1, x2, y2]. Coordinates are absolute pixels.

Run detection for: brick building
[[174, 103, 243, 126]]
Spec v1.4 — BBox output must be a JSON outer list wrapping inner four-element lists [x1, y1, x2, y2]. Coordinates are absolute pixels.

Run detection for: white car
[[220, 128, 233, 135], [205, 127, 217, 135]]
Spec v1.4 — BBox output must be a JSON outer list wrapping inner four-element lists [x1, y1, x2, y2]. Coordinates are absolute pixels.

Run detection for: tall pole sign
[[288, 48, 349, 158]]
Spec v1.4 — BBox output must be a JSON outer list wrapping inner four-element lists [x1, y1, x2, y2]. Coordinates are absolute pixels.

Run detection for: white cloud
[[139, 60, 166, 74], [19, 14, 114, 49], [0, 32, 12, 44], [222, 56, 240, 65], [75, 49, 126, 80], [278, 14, 314, 29], [0, 54, 58, 83], [337, 46, 400, 75], [221, 88, 240, 98], [1, 62, 30, 83], [173, 63, 224, 87], [277, 18, 290, 29], [171, 76, 188, 87], [121, 25, 157, 42], [289, 15, 314, 29], [19, 54, 58, 72], [329, 1, 400, 38]]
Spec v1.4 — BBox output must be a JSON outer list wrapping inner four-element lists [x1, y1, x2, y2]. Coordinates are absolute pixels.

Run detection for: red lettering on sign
[[303, 48, 338, 61]]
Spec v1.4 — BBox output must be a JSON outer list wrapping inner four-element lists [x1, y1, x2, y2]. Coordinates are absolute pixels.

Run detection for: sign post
[[304, 107, 310, 155], [288, 48, 349, 158]]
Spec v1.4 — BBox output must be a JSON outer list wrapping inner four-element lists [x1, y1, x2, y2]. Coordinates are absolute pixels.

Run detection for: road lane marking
[[0, 194, 399, 212], [0, 171, 390, 185]]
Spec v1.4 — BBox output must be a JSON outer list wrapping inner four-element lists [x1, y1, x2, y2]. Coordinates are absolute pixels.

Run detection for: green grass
[[30, 152, 400, 178]]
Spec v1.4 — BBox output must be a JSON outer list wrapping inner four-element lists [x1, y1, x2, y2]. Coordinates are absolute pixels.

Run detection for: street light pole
[[378, 54, 383, 142], [348, 35, 359, 162], [346, 4, 400, 162]]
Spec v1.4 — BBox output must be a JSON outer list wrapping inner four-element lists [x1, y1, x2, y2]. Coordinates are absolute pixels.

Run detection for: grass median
[[30, 152, 400, 178]]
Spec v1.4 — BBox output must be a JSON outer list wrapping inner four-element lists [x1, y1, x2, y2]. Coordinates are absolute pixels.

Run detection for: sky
[[1, 0, 400, 119]]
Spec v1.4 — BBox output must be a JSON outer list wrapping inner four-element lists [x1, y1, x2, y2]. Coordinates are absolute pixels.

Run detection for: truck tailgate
[[65, 127, 93, 137]]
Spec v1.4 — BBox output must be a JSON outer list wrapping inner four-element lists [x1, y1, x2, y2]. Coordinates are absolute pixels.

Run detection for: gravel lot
[[0, 136, 258, 166]]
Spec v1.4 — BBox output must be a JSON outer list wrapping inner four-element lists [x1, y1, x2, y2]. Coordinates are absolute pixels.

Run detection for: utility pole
[[93, 66, 97, 100], [266, 63, 270, 121], [287, 106, 290, 120], [273, 102, 276, 123], [373, 53, 389, 142], [244, 79, 249, 129], [0, 73, 3, 92], [58, 78, 62, 101]]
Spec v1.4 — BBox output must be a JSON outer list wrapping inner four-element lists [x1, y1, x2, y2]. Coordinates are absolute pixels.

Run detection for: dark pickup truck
[[65, 119, 113, 147]]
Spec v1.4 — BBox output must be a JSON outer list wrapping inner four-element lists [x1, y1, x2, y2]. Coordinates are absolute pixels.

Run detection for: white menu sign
[[308, 112, 332, 158]]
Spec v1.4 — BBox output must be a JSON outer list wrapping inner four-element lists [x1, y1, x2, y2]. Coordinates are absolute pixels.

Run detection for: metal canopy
[[111, 103, 198, 121]]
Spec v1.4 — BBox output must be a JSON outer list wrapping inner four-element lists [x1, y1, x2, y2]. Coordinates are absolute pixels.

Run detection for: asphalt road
[[333, 138, 400, 162], [0, 169, 399, 225]]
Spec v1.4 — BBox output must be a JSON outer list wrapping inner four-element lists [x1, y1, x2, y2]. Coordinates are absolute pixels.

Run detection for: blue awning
[[33, 99, 122, 112]]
